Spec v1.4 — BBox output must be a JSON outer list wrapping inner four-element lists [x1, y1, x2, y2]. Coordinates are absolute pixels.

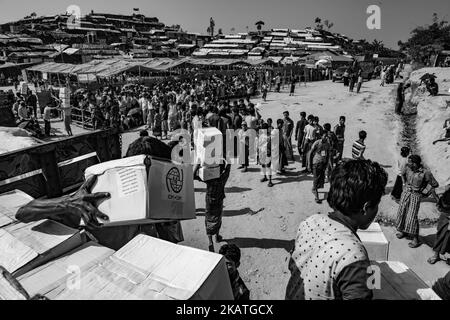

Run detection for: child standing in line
[[153, 107, 162, 139], [161, 105, 169, 140]]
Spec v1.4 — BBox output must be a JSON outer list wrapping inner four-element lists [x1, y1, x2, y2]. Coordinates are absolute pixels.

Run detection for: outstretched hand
[[65, 175, 110, 228], [16, 175, 110, 229]]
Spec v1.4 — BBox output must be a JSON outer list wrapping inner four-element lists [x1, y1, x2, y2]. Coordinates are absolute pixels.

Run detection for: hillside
[[407, 67, 450, 187]]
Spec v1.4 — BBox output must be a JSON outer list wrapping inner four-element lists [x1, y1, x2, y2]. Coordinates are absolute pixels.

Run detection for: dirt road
[[173, 79, 448, 299], [41, 78, 449, 299]]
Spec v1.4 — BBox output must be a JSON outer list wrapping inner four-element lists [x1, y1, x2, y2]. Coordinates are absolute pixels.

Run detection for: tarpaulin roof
[[26, 62, 78, 74], [26, 57, 258, 78], [307, 51, 353, 62], [184, 58, 252, 66]]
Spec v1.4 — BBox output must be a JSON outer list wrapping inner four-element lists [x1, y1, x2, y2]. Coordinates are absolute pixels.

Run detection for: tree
[[324, 19, 334, 30], [218, 28, 223, 35], [314, 17, 323, 30], [30, 12, 37, 19], [371, 39, 384, 53], [399, 13, 450, 63], [255, 20, 264, 35]]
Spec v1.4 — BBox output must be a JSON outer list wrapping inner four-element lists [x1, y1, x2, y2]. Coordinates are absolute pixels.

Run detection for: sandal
[[268, 182, 274, 187], [396, 232, 407, 239], [215, 234, 223, 243], [427, 256, 440, 265], [408, 240, 421, 248], [315, 198, 322, 204]]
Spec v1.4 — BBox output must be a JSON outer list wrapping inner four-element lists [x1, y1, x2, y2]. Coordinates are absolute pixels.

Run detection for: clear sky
[[0, 0, 449, 49]]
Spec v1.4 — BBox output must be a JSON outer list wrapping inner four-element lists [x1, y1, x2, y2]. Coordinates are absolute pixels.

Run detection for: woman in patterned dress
[[396, 155, 439, 248]]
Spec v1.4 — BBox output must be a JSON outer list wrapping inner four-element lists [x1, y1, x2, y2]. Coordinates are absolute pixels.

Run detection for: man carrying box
[[194, 160, 231, 253]]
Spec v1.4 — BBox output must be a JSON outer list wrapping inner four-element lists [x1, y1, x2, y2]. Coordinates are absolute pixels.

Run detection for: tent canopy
[[26, 57, 260, 78]]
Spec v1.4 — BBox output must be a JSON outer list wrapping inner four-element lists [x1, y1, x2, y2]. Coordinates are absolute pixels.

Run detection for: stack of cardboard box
[[18, 235, 233, 300], [59, 87, 70, 108], [196, 127, 222, 181]]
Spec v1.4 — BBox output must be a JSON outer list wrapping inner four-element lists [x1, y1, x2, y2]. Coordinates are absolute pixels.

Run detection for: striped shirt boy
[[352, 140, 366, 159]]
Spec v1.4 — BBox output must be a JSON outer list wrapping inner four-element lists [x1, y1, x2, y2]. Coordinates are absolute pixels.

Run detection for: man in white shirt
[[301, 115, 316, 172], [139, 94, 149, 126], [43, 104, 55, 136], [60, 101, 73, 136]]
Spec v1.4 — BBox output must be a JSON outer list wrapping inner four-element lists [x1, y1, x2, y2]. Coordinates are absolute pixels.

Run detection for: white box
[[53, 235, 234, 300], [17, 242, 115, 299], [357, 222, 389, 261], [199, 165, 220, 181], [85, 155, 196, 224], [0, 220, 84, 277], [371, 261, 441, 300], [0, 190, 34, 228], [196, 127, 223, 165]]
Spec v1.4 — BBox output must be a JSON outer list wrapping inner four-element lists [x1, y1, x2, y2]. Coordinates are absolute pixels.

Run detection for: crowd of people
[[69, 72, 260, 133], [5, 59, 450, 301]]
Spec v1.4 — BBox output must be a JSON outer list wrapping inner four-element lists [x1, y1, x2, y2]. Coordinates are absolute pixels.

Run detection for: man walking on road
[[334, 116, 346, 161], [295, 112, 307, 160]]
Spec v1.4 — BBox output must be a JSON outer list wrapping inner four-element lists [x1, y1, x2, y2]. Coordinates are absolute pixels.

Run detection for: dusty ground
[[175, 78, 449, 299], [2, 77, 449, 299]]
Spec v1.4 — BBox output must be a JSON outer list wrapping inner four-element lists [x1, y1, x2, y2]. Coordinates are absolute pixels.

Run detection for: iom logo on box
[[166, 167, 183, 200]]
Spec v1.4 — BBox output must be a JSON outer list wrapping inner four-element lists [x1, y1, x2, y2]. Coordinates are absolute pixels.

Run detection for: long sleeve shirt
[[295, 119, 307, 141], [403, 166, 439, 193]]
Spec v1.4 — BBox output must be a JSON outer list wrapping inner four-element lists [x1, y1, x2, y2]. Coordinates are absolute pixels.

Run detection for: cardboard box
[[0, 220, 84, 277], [357, 223, 389, 261], [85, 155, 195, 224], [199, 165, 220, 181], [0, 190, 34, 228], [195, 127, 223, 165], [370, 261, 441, 300], [0, 266, 29, 300], [59, 88, 70, 108], [54, 235, 234, 300], [17, 242, 115, 299]]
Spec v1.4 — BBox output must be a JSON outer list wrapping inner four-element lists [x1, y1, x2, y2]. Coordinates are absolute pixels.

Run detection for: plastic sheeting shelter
[[26, 57, 261, 80]]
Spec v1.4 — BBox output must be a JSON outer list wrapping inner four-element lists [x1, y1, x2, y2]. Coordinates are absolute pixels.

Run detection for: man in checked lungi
[[396, 155, 439, 248]]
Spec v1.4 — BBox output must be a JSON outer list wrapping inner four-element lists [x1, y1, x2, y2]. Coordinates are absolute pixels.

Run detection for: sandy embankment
[[407, 67, 450, 187]]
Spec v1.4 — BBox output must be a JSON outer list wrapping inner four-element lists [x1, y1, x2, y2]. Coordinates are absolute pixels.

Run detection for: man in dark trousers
[[295, 112, 308, 160], [395, 83, 405, 114], [26, 91, 38, 118], [282, 111, 295, 162]]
